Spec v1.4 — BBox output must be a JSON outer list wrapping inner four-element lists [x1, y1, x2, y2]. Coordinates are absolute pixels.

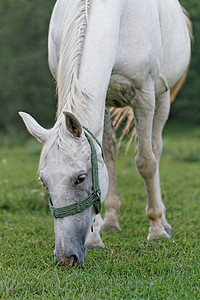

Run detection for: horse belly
[[106, 0, 162, 106]]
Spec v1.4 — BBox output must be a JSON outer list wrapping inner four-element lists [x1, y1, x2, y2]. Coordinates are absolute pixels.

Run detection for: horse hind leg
[[151, 91, 172, 237], [133, 84, 170, 240], [101, 109, 121, 231]]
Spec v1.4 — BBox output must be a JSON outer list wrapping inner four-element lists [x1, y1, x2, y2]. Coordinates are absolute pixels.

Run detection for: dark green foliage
[[170, 0, 200, 124], [0, 0, 56, 132], [0, 0, 199, 134]]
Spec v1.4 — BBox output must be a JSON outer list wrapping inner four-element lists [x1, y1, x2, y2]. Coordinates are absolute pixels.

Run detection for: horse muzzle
[[54, 249, 86, 267]]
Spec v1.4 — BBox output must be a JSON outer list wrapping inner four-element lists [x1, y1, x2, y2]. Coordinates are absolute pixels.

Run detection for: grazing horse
[[19, 0, 191, 267]]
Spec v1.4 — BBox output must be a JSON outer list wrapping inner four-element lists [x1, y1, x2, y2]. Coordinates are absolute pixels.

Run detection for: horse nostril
[[58, 253, 78, 268], [68, 255, 78, 267]]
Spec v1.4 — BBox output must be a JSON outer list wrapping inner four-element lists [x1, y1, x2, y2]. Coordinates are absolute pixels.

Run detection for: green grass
[[0, 122, 200, 299]]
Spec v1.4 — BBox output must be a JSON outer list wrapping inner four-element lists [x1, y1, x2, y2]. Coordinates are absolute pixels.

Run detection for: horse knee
[[135, 153, 157, 179]]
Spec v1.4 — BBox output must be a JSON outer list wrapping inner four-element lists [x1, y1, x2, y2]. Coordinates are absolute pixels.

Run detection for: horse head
[[19, 111, 108, 267]]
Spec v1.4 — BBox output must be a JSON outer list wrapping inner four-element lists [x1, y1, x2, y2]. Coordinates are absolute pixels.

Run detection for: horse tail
[[170, 7, 193, 102], [170, 66, 189, 103], [56, 0, 91, 119], [110, 7, 193, 150], [181, 6, 193, 42]]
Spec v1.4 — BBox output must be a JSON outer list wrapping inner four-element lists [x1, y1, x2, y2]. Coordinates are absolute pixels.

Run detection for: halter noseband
[[49, 127, 103, 218]]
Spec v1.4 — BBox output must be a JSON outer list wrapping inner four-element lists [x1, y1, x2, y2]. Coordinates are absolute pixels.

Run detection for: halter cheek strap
[[49, 127, 104, 218]]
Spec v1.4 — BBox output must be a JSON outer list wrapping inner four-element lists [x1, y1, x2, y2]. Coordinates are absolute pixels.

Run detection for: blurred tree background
[[0, 0, 56, 133], [0, 0, 199, 134]]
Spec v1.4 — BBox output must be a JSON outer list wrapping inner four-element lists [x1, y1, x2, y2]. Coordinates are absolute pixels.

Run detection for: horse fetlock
[[146, 207, 162, 221], [104, 197, 121, 213]]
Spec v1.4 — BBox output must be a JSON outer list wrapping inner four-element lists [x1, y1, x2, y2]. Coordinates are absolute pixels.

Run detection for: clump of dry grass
[[110, 107, 136, 152]]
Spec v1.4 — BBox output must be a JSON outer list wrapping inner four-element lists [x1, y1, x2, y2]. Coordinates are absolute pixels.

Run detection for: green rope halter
[[49, 127, 104, 218]]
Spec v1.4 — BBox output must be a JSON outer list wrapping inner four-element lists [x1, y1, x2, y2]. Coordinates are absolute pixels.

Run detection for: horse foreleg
[[133, 86, 170, 240], [85, 110, 120, 250], [152, 91, 172, 237], [101, 109, 121, 231], [85, 214, 105, 250]]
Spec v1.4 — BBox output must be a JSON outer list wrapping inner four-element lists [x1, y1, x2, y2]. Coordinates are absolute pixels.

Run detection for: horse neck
[[56, 0, 124, 142]]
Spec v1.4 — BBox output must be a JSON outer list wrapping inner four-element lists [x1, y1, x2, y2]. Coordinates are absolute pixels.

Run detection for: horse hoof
[[101, 221, 121, 232], [147, 228, 171, 240], [165, 228, 172, 237], [85, 245, 104, 251], [102, 225, 121, 232]]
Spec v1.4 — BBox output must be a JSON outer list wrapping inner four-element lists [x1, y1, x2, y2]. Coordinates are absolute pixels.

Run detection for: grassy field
[[0, 122, 200, 299]]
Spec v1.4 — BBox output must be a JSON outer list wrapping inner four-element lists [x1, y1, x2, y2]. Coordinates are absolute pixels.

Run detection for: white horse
[[19, 0, 191, 267]]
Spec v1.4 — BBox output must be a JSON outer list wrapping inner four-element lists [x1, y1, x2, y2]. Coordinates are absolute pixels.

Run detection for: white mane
[[56, 0, 92, 120], [39, 0, 92, 170]]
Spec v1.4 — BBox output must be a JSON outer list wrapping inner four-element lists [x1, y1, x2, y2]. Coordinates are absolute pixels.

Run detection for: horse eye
[[75, 174, 86, 185]]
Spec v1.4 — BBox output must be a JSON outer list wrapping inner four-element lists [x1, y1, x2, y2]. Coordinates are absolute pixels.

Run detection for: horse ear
[[19, 112, 51, 143], [63, 111, 82, 138]]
